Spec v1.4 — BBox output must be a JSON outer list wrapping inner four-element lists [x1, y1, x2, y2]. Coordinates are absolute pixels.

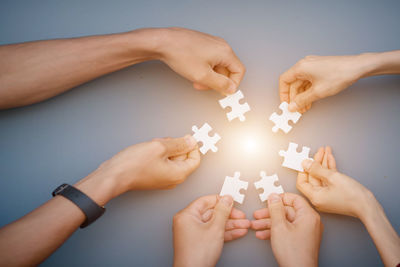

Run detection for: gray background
[[0, 0, 399, 266]]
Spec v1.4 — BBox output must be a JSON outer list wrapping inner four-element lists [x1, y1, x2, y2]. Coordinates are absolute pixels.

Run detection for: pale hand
[[251, 193, 322, 267], [75, 135, 201, 205], [297, 146, 373, 218], [173, 195, 250, 267], [279, 55, 366, 113]]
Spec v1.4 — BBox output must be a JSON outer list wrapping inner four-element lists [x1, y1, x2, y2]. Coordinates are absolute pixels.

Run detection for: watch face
[[52, 183, 69, 196]]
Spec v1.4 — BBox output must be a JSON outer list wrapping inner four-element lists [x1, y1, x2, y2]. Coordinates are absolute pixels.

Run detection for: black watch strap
[[52, 184, 105, 228]]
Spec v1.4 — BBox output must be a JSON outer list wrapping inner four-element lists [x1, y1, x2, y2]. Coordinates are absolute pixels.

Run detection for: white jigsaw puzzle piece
[[219, 171, 248, 204], [254, 171, 284, 202], [219, 90, 250, 122], [192, 123, 221, 155], [279, 142, 313, 172], [269, 102, 301, 133]]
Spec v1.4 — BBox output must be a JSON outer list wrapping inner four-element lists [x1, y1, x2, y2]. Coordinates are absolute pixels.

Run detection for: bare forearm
[[0, 196, 85, 266], [359, 50, 400, 78], [360, 195, 400, 267], [0, 28, 162, 109], [0, 170, 117, 266]]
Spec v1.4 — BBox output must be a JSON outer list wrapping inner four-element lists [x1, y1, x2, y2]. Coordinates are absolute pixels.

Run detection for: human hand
[[251, 193, 322, 267], [173, 195, 250, 267], [297, 146, 374, 219], [75, 135, 201, 205], [155, 27, 245, 95], [279, 55, 368, 113]]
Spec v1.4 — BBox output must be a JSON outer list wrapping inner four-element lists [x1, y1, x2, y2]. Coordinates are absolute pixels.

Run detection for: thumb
[[160, 135, 197, 157], [289, 87, 318, 112], [200, 68, 237, 95], [302, 159, 335, 182], [212, 195, 233, 228], [268, 194, 287, 228]]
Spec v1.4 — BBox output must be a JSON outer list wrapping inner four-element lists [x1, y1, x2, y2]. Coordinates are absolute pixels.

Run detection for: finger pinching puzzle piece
[[219, 90, 250, 122], [279, 142, 312, 172], [254, 171, 284, 202], [219, 172, 248, 204], [192, 123, 221, 155], [269, 102, 301, 133]]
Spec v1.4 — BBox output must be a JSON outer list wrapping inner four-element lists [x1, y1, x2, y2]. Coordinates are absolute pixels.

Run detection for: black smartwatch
[[52, 184, 105, 228]]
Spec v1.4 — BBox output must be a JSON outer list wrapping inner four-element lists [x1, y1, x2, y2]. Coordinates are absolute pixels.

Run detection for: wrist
[[348, 53, 377, 79], [356, 189, 382, 223], [145, 27, 183, 63], [122, 28, 165, 63], [357, 52, 394, 78], [74, 168, 120, 206]]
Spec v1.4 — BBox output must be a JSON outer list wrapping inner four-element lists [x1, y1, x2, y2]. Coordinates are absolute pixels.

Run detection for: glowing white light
[[243, 136, 257, 153]]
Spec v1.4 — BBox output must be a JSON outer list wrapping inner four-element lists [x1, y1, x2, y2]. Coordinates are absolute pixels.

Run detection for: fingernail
[[288, 102, 298, 112], [227, 83, 236, 94], [185, 135, 197, 147], [268, 193, 280, 204], [221, 195, 233, 207], [302, 159, 313, 170]]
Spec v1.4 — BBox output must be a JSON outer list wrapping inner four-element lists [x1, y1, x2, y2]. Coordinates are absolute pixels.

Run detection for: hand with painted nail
[[173, 195, 250, 267], [298, 147, 400, 266], [159, 27, 246, 95], [252, 193, 322, 267]]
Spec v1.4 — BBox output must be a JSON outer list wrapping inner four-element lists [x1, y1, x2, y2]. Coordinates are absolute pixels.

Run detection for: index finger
[[279, 67, 297, 102], [282, 192, 315, 215], [183, 195, 218, 215], [230, 207, 247, 219], [225, 52, 246, 89], [181, 146, 201, 175], [253, 208, 270, 219]]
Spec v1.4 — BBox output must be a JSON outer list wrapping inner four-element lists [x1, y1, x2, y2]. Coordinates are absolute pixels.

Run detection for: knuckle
[[296, 58, 308, 69], [193, 71, 208, 83], [172, 174, 186, 185], [219, 41, 233, 53], [313, 89, 325, 99], [150, 140, 167, 154], [173, 213, 185, 225], [175, 142, 186, 152], [220, 78, 231, 89], [326, 171, 339, 183], [239, 64, 246, 74]]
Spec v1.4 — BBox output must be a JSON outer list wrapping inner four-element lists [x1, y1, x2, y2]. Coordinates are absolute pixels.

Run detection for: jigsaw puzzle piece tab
[[219, 171, 248, 204], [219, 90, 250, 122], [279, 142, 312, 172], [254, 171, 284, 202], [192, 123, 221, 155], [269, 102, 301, 133]]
